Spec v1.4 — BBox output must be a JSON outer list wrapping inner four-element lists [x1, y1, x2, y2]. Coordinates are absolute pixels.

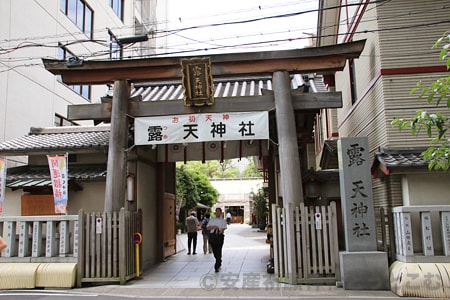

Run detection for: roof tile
[[0, 125, 110, 154]]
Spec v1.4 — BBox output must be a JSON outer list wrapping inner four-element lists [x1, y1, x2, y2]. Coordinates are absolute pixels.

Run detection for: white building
[[0, 0, 165, 167], [210, 178, 263, 224]]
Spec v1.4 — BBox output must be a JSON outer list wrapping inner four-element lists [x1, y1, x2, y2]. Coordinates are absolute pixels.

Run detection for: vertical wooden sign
[[180, 57, 214, 106]]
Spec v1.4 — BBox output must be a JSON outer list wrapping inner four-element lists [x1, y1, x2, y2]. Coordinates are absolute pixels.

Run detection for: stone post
[[337, 137, 388, 290]]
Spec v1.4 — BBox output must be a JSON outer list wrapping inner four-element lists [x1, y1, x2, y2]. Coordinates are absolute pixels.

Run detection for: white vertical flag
[[47, 154, 69, 214]]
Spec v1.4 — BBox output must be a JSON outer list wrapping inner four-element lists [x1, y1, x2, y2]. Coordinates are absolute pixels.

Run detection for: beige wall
[[68, 182, 106, 214], [401, 173, 450, 206], [2, 181, 106, 217], [136, 149, 159, 270], [1, 189, 23, 216]]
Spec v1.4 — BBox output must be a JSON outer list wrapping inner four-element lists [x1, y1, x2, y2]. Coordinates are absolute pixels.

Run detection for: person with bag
[[207, 207, 227, 272], [201, 213, 212, 254]]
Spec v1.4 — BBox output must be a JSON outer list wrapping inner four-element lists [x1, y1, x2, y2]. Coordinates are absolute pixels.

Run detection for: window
[[60, 0, 94, 38], [108, 32, 122, 59], [55, 114, 79, 127], [58, 45, 91, 100], [109, 0, 124, 21]]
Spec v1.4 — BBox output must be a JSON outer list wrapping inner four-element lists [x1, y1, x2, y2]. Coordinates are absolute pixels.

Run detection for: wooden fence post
[[119, 208, 126, 284], [77, 209, 85, 288]]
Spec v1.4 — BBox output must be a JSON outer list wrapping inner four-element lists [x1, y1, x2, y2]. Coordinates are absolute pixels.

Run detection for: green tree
[[179, 159, 239, 178], [176, 165, 200, 211], [242, 159, 263, 178], [176, 164, 219, 209], [392, 32, 450, 171], [251, 187, 268, 230], [217, 159, 240, 178], [189, 170, 219, 208], [180, 160, 221, 178]]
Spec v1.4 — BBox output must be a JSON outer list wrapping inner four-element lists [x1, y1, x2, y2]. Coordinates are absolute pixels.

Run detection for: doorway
[[225, 205, 244, 223]]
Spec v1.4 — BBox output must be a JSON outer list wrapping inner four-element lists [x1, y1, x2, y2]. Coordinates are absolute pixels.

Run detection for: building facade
[[0, 0, 164, 167], [316, 0, 450, 210]]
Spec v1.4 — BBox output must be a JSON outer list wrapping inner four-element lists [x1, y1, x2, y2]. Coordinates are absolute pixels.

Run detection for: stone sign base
[[339, 251, 389, 290]]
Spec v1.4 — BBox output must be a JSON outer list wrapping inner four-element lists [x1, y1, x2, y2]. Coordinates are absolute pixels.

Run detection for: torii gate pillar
[[273, 71, 304, 284], [104, 80, 130, 212]]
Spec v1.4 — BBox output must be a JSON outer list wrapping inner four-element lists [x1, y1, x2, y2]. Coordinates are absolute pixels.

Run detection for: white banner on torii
[[134, 111, 269, 145]]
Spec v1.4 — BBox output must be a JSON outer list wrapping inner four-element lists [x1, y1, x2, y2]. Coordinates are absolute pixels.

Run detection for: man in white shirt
[[226, 211, 232, 225], [207, 207, 227, 272]]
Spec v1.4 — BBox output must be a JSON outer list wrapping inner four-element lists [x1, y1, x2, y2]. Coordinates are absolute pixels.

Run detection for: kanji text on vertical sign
[[134, 111, 269, 145], [338, 137, 377, 252], [47, 154, 68, 214], [180, 57, 214, 106]]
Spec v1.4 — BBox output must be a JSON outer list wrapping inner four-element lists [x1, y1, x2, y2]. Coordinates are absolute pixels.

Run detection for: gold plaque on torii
[[180, 57, 214, 107]]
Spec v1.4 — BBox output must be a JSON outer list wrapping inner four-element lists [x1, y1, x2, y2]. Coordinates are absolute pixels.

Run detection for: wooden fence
[[77, 208, 142, 285], [272, 202, 340, 285], [0, 208, 142, 287]]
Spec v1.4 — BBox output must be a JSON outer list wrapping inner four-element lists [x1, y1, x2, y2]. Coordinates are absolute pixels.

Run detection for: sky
[[163, 0, 319, 56]]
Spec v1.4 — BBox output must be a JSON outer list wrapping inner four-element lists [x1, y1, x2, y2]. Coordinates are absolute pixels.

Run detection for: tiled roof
[[302, 168, 339, 182], [319, 140, 339, 170], [0, 125, 110, 155], [6, 164, 107, 189], [120, 74, 326, 101], [376, 150, 426, 167], [371, 147, 429, 178]]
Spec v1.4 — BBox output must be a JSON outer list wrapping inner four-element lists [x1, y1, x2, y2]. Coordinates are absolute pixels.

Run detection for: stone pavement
[[72, 223, 406, 298]]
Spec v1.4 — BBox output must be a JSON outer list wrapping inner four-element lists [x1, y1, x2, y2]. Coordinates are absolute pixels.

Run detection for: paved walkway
[[73, 223, 408, 298]]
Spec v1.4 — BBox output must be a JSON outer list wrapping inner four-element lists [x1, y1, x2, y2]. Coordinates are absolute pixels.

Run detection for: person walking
[[185, 211, 199, 255], [207, 207, 227, 272], [226, 211, 232, 225], [201, 213, 212, 254]]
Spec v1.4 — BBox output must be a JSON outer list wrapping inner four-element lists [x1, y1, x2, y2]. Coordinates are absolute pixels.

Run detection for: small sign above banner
[[135, 111, 269, 145], [180, 57, 214, 106]]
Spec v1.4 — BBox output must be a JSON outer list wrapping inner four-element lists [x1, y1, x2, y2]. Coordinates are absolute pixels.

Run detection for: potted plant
[[252, 188, 268, 231]]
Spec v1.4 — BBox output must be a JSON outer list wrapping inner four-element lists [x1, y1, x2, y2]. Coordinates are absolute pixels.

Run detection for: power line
[[1, 0, 387, 49], [2, 17, 447, 70], [1, 1, 448, 63]]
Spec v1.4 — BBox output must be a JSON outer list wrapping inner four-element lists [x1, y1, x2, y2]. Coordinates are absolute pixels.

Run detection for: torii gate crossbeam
[[42, 40, 365, 85]]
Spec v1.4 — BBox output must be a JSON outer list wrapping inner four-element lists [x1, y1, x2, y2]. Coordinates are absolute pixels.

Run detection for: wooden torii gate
[[43, 39, 365, 283]]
